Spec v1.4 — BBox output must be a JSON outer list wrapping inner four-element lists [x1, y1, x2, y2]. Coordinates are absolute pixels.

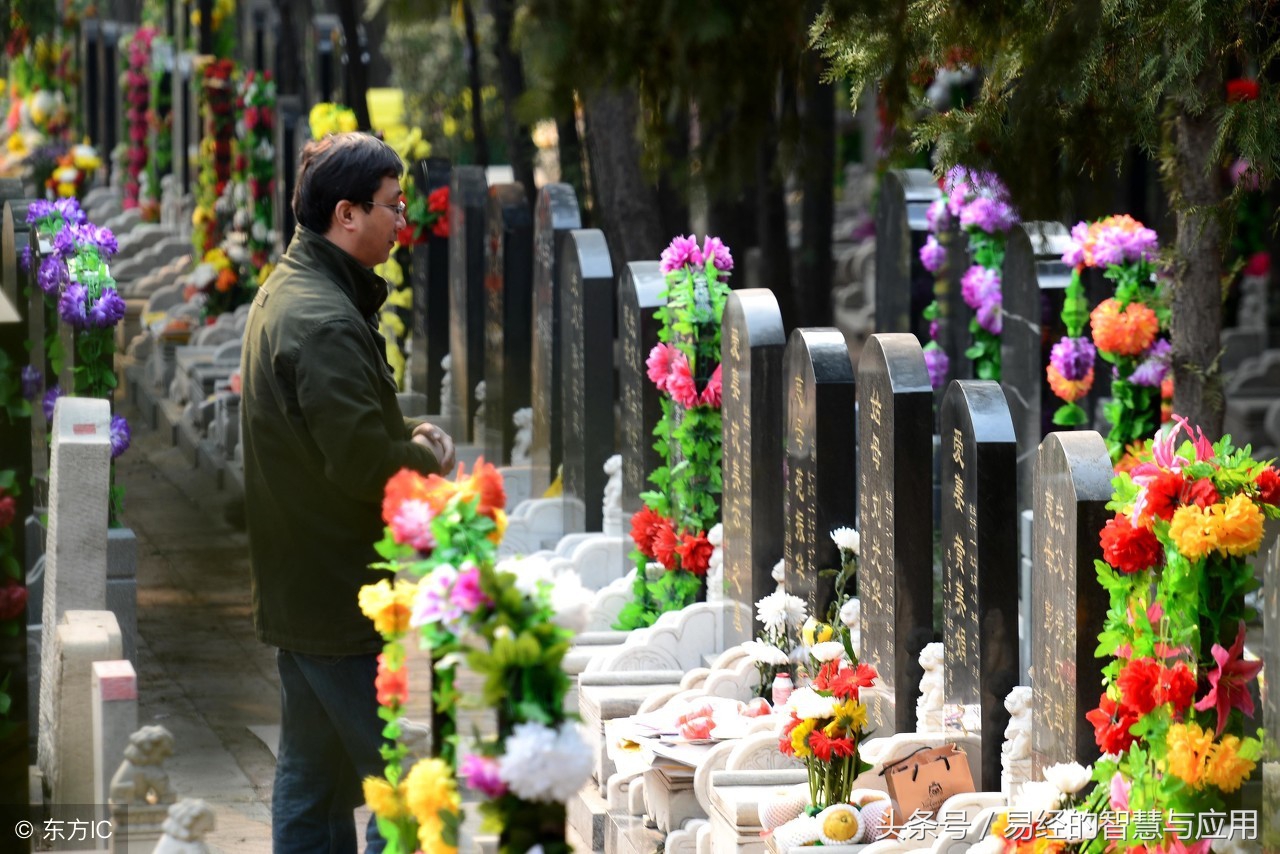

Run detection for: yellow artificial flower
[[802, 617, 834, 646], [442, 115, 459, 139], [488, 508, 508, 543], [417, 814, 456, 854], [790, 718, 816, 758], [387, 287, 413, 309], [357, 578, 417, 637], [362, 776, 406, 819], [380, 311, 406, 339], [203, 247, 231, 271], [824, 698, 867, 737], [1164, 720, 1215, 787], [1203, 733, 1256, 793], [55, 182, 77, 198], [6, 133, 28, 156], [403, 757, 460, 844], [1168, 504, 1216, 562], [1210, 492, 1265, 557], [72, 144, 101, 171], [257, 262, 275, 286], [377, 255, 404, 287], [384, 336, 406, 388]]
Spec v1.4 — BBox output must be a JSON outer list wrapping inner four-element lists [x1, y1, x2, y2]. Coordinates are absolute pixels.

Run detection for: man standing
[[240, 132, 455, 853]]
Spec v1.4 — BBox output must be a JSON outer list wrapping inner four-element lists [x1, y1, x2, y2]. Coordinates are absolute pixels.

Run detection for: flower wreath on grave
[[237, 70, 276, 271], [1061, 215, 1170, 466], [361, 461, 593, 854], [0, 344, 30, 725], [143, 36, 174, 222], [27, 198, 130, 519], [615, 234, 730, 631], [122, 27, 156, 211], [193, 57, 237, 270], [984, 419, 1273, 852], [309, 102, 358, 140]]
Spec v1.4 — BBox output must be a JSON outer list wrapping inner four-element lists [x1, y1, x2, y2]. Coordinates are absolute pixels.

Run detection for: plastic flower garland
[[44, 144, 101, 200], [237, 70, 276, 270], [1045, 261, 1096, 428], [1062, 215, 1167, 464], [121, 27, 156, 211], [948, 166, 1017, 381], [0, 468, 26, 729], [309, 102, 358, 140], [193, 57, 237, 264], [616, 234, 730, 630], [918, 194, 951, 391], [142, 36, 174, 222], [362, 462, 592, 854], [376, 251, 411, 389], [1068, 418, 1271, 850]]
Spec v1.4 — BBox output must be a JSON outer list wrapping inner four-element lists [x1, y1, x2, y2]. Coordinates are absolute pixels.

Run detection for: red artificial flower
[[1244, 251, 1271, 277], [1226, 78, 1260, 102], [1255, 467, 1280, 506], [646, 343, 679, 392], [829, 736, 857, 758], [699, 363, 723, 408], [808, 728, 836, 762], [1157, 661, 1197, 711], [630, 505, 665, 557], [666, 358, 700, 409], [0, 581, 26, 621], [778, 715, 801, 756], [652, 520, 680, 570], [675, 532, 714, 575], [1099, 513, 1163, 574], [1183, 477, 1219, 508], [811, 659, 842, 691], [431, 216, 449, 239], [0, 494, 15, 529], [829, 662, 878, 701], [397, 223, 416, 248], [1116, 658, 1161, 716], [1194, 620, 1264, 735], [1085, 693, 1139, 755], [374, 653, 408, 707], [1141, 469, 1184, 522]]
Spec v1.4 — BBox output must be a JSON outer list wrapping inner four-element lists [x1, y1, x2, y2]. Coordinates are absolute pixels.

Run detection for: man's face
[[351, 175, 406, 268]]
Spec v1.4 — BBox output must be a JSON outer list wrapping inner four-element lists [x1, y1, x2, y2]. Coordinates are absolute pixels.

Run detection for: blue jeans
[[272, 649, 386, 854]]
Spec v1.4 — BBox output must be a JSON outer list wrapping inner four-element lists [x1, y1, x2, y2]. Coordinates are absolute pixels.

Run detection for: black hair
[[292, 133, 403, 233]]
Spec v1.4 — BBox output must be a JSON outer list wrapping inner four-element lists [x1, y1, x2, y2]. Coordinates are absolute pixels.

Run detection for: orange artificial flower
[[214, 267, 237, 293], [1091, 298, 1159, 357], [1047, 364, 1094, 403]]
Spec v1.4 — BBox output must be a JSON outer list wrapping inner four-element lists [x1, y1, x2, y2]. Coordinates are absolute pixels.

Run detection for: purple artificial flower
[[92, 225, 119, 257], [1061, 222, 1090, 267], [701, 235, 733, 272], [923, 344, 950, 391], [25, 200, 55, 225], [925, 198, 950, 233], [659, 235, 703, 274], [21, 366, 41, 401], [459, 753, 507, 799], [1130, 339, 1172, 387], [410, 564, 464, 630], [959, 196, 1016, 234], [929, 320, 940, 341], [52, 226, 77, 259], [20, 244, 32, 273], [919, 234, 946, 273], [57, 281, 89, 328], [449, 561, 490, 612], [1048, 336, 1097, 382], [976, 299, 1003, 335], [43, 385, 62, 422], [36, 255, 66, 295], [109, 414, 131, 459], [960, 265, 1001, 312], [88, 288, 128, 328], [53, 197, 87, 225]]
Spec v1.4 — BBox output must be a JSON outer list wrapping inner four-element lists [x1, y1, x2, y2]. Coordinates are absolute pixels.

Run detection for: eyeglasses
[[365, 200, 407, 217]]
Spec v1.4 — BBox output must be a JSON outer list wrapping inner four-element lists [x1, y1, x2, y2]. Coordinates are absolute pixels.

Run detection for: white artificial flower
[[499, 555, 553, 598], [771, 559, 785, 583], [707, 523, 723, 547], [809, 641, 847, 663], [1015, 780, 1062, 816], [755, 590, 790, 634], [839, 597, 861, 630], [251, 220, 268, 242], [526, 847, 545, 854], [1042, 761, 1093, 796], [830, 527, 860, 555], [741, 640, 791, 666], [548, 570, 593, 633], [786, 687, 837, 721], [497, 721, 593, 803]]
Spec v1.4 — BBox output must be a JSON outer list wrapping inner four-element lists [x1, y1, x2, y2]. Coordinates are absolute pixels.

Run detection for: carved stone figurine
[[440, 354, 455, 416], [108, 725, 177, 807], [510, 407, 534, 465], [153, 799, 216, 853], [1001, 685, 1034, 801], [704, 523, 725, 603], [601, 454, 623, 536], [915, 642, 945, 733]]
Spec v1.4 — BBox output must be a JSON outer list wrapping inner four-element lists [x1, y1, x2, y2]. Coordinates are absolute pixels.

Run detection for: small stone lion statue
[[154, 799, 216, 853], [109, 725, 177, 807]]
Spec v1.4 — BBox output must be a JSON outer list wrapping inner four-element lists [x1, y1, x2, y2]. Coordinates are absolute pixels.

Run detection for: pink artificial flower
[[459, 753, 507, 798], [699, 363, 723, 408], [1194, 620, 1263, 735], [660, 234, 703, 273], [1108, 771, 1130, 812], [646, 343, 679, 392], [391, 499, 436, 552], [449, 561, 491, 612], [410, 564, 463, 629], [666, 356, 700, 409], [1151, 415, 1214, 472], [701, 235, 733, 272]]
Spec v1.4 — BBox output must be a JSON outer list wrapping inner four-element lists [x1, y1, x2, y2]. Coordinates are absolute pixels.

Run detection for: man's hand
[[412, 422, 456, 473]]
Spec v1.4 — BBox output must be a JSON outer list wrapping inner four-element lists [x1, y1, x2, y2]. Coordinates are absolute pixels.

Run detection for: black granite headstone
[[99, 22, 123, 171], [1000, 222, 1075, 513], [482, 183, 534, 464], [940, 379, 1018, 790], [81, 21, 103, 148], [409, 157, 451, 413], [858, 333, 936, 736], [1030, 430, 1112, 773], [560, 229, 615, 534], [782, 328, 857, 622], [938, 220, 973, 391], [2, 204, 41, 501], [447, 166, 488, 441], [722, 289, 787, 637], [875, 169, 941, 340], [274, 95, 304, 246], [618, 261, 666, 524], [530, 184, 582, 496]]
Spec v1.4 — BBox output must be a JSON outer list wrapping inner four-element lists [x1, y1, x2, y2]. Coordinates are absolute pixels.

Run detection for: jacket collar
[[288, 225, 388, 319]]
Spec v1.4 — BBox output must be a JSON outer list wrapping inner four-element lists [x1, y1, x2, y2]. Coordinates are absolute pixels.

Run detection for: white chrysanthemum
[[771, 559, 785, 583], [1016, 780, 1062, 815], [830, 527, 860, 554], [499, 555, 554, 598], [549, 570, 593, 633], [497, 721, 592, 803], [741, 640, 790, 666], [809, 641, 847, 663], [1042, 761, 1092, 796], [839, 597, 861, 630], [707, 523, 723, 547], [785, 687, 837, 721], [756, 590, 806, 634]]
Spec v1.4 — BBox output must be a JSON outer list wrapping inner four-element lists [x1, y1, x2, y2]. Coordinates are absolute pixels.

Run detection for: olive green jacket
[[240, 226, 440, 655]]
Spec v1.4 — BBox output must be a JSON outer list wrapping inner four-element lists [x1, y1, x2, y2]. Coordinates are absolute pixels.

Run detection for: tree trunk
[[274, 0, 307, 98], [335, 0, 371, 130], [795, 56, 836, 329], [756, 102, 792, 318], [488, 0, 537, 203], [461, 1, 491, 165], [581, 87, 665, 270], [1169, 72, 1225, 437], [556, 103, 588, 223]]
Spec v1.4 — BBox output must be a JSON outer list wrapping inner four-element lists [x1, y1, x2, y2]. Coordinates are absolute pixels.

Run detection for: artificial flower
[[1201, 732, 1256, 793], [109, 414, 131, 459], [410, 564, 463, 631], [660, 234, 703, 273], [1211, 492, 1265, 557], [375, 653, 408, 707], [702, 235, 733, 271], [830, 527, 860, 554], [645, 343, 679, 392], [1167, 503, 1216, 561], [755, 589, 807, 635], [923, 344, 949, 391], [919, 235, 946, 273], [362, 776, 406, 820], [1085, 693, 1139, 755], [1193, 621, 1263, 735], [1041, 762, 1092, 796], [1099, 513, 1163, 574], [1091, 297, 1159, 357], [1164, 720, 1215, 787], [675, 532, 714, 575], [497, 721, 593, 803], [402, 757, 460, 835], [391, 498, 436, 552], [1254, 466, 1280, 506], [358, 578, 417, 637], [1116, 657, 1162, 715], [0, 495, 14, 530], [741, 639, 792, 666], [652, 521, 679, 570], [459, 753, 507, 799]]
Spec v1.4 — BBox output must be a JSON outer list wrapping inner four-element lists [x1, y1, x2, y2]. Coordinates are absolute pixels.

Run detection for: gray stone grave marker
[[409, 157, 451, 413], [875, 169, 941, 340], [560, 229, 615, 533], [530, 184, 582, 496], [938, 218, 973, 389], [1030, 430, 1112, 773], [783, 328, 857, 621], [940, 379, 1018, 790], [448, 166, 488, 441], [482, 183, 534, 464], [859, 333, 936, 735], [618, 262, 666, 524], [722, 289, 787, 636]]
